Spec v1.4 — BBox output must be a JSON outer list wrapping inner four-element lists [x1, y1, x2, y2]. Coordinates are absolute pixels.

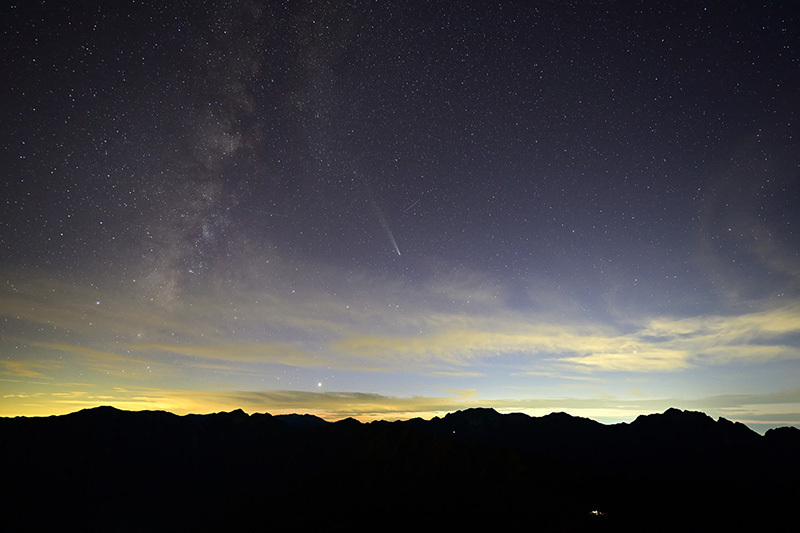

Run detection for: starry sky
[[2, 0, 799, 432]]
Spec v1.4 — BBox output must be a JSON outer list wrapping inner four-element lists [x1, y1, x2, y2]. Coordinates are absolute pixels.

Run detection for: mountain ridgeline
[[2, 407, 798, 531]]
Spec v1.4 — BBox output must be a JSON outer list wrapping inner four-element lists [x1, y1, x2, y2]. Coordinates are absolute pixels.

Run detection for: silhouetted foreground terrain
[[2, 407, 799, 531]]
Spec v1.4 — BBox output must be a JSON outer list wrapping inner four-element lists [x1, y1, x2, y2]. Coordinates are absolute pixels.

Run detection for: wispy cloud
[[3, 266, 800, 427], [28, 342, 159, 378], [5, 268, 800, 378], [331, 305, 800, 373], [133, 341, 389, 372], [0, 360, 54, 378]]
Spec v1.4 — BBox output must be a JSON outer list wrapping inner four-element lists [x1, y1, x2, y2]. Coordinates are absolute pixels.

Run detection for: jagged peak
[[633, 407, 714, 423]]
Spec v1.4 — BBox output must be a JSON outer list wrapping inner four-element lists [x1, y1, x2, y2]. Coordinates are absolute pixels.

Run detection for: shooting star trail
[[237, 207, 288, 218], [402, 199, 421, 213]]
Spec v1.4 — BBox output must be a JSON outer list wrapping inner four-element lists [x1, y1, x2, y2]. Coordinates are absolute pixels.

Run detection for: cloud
[[8, 261, 800, 379], [134, 341, 357, 370], [0, 270, 226, 342], [6, 267, 799, 381], [327, 303, 800, 374], [638, 304, 800, 364], [0, 360, 53, 378], [24, 341, 160, 378], [331, 319, 686, 373], [558, 348, 691, 372], [642, 305, 800, 341]]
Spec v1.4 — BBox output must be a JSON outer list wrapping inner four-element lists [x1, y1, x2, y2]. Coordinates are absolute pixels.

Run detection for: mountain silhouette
[[2, 407, 798, 531]]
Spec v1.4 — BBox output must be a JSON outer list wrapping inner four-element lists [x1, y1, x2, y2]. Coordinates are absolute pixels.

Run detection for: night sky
[[2, 1, 799, 431]]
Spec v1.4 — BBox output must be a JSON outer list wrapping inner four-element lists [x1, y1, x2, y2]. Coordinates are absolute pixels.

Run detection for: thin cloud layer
[[2, 267, 800, 432]]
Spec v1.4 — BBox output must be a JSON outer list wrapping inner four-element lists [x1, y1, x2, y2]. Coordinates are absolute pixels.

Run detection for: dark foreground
[[2, 406, 799, 531]]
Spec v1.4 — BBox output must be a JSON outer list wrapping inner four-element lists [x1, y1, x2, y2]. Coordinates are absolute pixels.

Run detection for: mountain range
[[2, 406, 798, 531]]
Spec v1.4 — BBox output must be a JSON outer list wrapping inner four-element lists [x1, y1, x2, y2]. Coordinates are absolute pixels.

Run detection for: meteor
[[402, 198, 420, 213], [241, 207, 288, 218]]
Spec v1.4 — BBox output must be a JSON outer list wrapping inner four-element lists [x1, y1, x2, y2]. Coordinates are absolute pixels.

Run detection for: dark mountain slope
[[2, 407, 798, 531]]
